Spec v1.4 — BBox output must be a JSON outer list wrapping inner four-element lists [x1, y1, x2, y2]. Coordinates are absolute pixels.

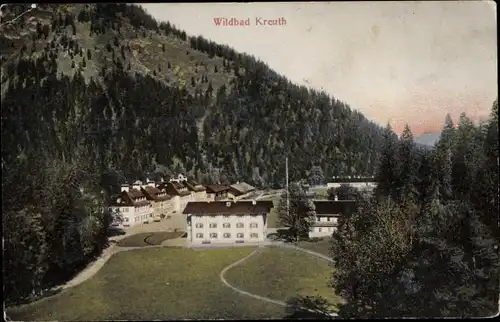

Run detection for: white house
[[159, 181, 191, 213], [169, 174, 187, 183], [183, 200, 274, 245], [308, 200, 357, 239], [182, 179, 207, 201], [109, 183, 153, 229]]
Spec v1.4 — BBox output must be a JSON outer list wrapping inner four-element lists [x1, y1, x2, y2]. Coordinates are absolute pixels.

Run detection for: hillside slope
[[1, 3, 384, 189]]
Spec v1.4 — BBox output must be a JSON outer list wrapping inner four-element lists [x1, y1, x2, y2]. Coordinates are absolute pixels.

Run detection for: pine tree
[[277, 182, 316, 242], [435, 114, 455, 201], [397, 124, 418, 203], [308, 165, 324, 186], [374, 123, 400, 200]]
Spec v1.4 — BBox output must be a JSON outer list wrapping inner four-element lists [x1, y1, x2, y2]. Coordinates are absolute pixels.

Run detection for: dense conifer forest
[[1, 4, 383, 305]]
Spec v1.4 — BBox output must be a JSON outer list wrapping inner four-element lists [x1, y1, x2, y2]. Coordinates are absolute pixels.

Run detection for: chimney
[[226, 201, 231, 207], [237, 181, 240, 184], [334, 195, 338, 201], [252, 200, 256, 205], [121, 184, 129, 193]]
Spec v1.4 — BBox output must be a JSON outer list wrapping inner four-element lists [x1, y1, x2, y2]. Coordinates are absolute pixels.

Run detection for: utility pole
[[286, 156, 289, 216]]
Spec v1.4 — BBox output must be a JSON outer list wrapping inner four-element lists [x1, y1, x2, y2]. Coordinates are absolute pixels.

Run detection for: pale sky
[[141, 1, 497, 135]]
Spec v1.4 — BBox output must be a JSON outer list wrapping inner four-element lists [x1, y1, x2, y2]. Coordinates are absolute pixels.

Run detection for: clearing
[[223, 247, 340, 309], [7, 247, 287, 320]]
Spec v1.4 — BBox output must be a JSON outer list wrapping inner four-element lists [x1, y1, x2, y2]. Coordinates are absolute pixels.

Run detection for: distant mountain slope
[[414, 131, 441, 147], [1, 3, 384, 190]]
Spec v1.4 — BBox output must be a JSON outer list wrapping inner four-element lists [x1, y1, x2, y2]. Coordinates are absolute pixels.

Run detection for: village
[[108, 173, 378, 245]]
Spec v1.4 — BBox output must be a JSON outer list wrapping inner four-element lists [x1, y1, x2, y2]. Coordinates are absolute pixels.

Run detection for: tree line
[[332, 105, 498, 317], [276, 102, 498, 317]]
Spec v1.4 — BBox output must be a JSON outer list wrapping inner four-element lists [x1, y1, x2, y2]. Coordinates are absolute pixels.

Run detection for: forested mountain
[[1, 3, 383, 189], [2, 3, 384, 305]]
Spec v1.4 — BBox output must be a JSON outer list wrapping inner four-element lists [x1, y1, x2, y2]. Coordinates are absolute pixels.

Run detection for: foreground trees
[[277, 182, 316, 242], [331, 103, 499, 318]]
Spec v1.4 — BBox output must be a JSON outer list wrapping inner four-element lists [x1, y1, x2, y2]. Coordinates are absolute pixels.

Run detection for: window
[[196, 223, 203, 228], [223, 215, 230, 218], [250, 223, 258, 228], [124, 217, 129, 222], [251, 214, 257, 217], [319, 228, 322, 232], [327, 217, 331, 222], [236, 223, 244, 228], [250, 233, 258, 238], [237, 233, 244, 238], [223, 233, 231, 238], [328, 227, 332, 232], [210, 233, 218, 239], [196, 233, 204, 238], [210, 215, 216, 218], [223, 223, 231, 228], [209, 223, 217, 228]]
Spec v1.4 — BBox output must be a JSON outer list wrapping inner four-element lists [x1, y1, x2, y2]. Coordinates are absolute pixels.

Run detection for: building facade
[[141, 182, 173, 221], [184, 200, 274, 245], [308, 200, 357, 238], [109, 184, 153, 229], [160, 181, 192, 213], [183, 179, 207, 201]]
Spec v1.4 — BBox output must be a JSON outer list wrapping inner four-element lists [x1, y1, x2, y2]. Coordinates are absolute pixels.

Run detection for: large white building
[[308, 200, 357, 238], [109, 182, 153, 228], [183, 200, 274, 245]]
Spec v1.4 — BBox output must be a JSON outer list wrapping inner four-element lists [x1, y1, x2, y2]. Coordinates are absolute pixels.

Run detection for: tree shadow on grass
[[285, 295, 339, 320], [107, 228, 126, 237]]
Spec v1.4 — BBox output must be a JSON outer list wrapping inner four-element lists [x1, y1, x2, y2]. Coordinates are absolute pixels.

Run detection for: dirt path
[[219, 243, 338, 317]]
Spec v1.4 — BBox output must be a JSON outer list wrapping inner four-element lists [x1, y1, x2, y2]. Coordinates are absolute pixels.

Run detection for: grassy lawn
[[7, 247, 287, 320], [117, 231, 185, 247], [224, 247, 341, 309], [297, 238, 333, 257]]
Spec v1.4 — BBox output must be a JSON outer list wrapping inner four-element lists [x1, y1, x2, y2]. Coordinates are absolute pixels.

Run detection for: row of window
[[122, 214, 151, 223], [195, 233, 259, 239], [208, 214, 263, 218], [195, 223, 258, 228], [317, 227, 335, 232], [318, 217, 336, 222]]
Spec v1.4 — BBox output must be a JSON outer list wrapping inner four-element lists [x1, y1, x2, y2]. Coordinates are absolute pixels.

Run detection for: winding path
[[219, 243, 338, 318], [48, 238, 339, 318]]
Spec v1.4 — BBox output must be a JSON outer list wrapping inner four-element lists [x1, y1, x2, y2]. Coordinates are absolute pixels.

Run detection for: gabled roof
[[205, 184, 230, 193], [313, 200, 357, 216], [229, 182, 255, 196], [183, 180, 206, 192], [110, 190, 151, 207], [141, 186, 172, 201], [159, 182, 191, 197], [183, 200, 274, 215]]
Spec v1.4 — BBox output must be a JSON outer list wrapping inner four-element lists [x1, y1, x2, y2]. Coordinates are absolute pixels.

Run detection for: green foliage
[[327, 184, 359, 201], [331, 108, 499, 318], [278, 183, 316, 241]]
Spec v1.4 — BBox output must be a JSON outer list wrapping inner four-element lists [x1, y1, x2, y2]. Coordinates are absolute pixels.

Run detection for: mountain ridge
[[1, 3, 384, 190]]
